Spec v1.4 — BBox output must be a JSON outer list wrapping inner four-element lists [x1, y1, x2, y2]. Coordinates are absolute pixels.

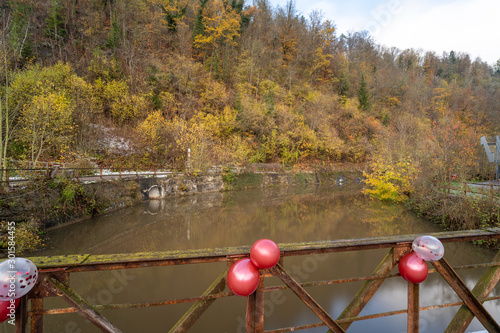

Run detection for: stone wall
[[139, 175, 224, 199]]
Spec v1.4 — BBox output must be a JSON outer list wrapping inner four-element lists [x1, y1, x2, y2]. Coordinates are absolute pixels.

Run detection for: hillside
[[1, 0, 499, 181]]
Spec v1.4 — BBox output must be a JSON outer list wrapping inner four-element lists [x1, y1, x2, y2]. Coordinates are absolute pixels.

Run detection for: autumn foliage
[[0, 0, 498, 181]]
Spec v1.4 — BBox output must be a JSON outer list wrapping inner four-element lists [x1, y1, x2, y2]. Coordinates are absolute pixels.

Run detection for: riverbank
[[407, 183, 500, 249], [0, 169, 364, 252]]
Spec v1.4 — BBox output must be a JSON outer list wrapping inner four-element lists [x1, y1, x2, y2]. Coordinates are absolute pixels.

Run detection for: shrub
[[0, 220, 44, 253], [363, 158, 419, 203]]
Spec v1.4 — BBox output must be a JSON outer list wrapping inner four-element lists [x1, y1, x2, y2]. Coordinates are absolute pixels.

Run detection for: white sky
[[268, 0, 500, 65]]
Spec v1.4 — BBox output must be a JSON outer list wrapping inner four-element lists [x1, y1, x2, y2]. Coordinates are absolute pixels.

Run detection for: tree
[[45, 0, 67, 56], [18, 90, 75, 166], [137, 111, 174, 162], [0, 10, 27, 181], [494, 59, 500, 76], [275, 0, 302, 89], [363, 157, 419, 203], [7, 62, 86, 165], [308, 19, 335, 84], [193, 0, 242, 76], [358, 74, 371, 110], [155, 0, 189, 32], [425, 118, 478, 185]]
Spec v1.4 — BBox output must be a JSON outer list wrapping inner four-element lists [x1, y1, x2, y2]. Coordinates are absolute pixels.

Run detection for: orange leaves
[[425, 118, 479, 181]]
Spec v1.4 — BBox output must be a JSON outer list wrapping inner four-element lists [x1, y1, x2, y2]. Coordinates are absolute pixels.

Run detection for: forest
[[1, 0, 500, 204]]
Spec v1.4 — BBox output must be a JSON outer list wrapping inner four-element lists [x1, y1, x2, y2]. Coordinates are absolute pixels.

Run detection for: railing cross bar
[[270, 264, 346, 333], [432, 258, 500, 332], [43, 276, 123, 333], [169, 269, 227, 332], [332, 247, 402, 331], [445, 249, 500, 332]]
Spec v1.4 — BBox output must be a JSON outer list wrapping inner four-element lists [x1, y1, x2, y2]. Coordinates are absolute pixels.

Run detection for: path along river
[[4, 183, 500, 332]]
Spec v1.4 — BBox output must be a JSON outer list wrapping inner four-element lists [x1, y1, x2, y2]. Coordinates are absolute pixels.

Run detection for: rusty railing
[[9, 228, 500, 332]]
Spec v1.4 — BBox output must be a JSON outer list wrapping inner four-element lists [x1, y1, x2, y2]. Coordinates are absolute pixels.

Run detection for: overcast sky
[[268, 0, 500, 65]]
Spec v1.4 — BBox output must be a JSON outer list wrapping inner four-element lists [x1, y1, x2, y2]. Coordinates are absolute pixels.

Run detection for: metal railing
[[0, 167, 183, 188], [8, 228, 500, 332], [0, 162, 296, 188]]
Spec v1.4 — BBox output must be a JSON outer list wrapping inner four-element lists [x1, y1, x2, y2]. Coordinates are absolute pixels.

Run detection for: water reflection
[[39, 185, 434, 255], [5, 185, 500, 332]]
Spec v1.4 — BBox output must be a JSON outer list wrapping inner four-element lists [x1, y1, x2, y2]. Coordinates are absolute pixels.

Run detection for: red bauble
[[227, 259, 260, 297], [250, 239, 280, 269], [398, 252, 429, 284], [0, 299, 20, 323]]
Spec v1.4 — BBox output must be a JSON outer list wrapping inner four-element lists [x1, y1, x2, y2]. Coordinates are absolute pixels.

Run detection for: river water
[[3, 184, 500, 332]]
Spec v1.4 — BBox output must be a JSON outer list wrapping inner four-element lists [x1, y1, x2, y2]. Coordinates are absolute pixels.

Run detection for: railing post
[[246, 276, 265, 333], [407, 282, 419, 333], [30, 297, 44, 333], [100, 167, 103, 179], [246, 292, 256, 332], [15, 296, 28, 333], [75, 169, 79, 182]]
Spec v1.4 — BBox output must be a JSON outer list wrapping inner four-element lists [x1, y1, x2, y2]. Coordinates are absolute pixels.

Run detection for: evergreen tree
[[192, 0, 209, 41], [339, 70, 350, 101], [494, 59, 500, 76], [45, 0, 66, 40], [358, 74, 371, 110]]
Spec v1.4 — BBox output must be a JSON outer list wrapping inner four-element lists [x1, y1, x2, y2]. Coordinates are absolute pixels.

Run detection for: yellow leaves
[[137, 111, 186, 161], [363, 158, 419, 203], [191, 106, 237, 138], [159, 91, 178, 114], [384, 96, 400, 108], [309, 46, 333, 81], [281, 37, 297, 65], [91, 78, 146, 124], [305, 89, 321, 103], [152, 0, 191, 20], [200, 78, 229, 113], [111, 94, 147, 125], [19, 90, 75, 164], [320, 20, 335, 45], [138, 111, 167, 145], [8, 62, 86, 163], [431, 80, 451, 117], [258, 79, 280, 99], [193, 0, 241, 50]]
